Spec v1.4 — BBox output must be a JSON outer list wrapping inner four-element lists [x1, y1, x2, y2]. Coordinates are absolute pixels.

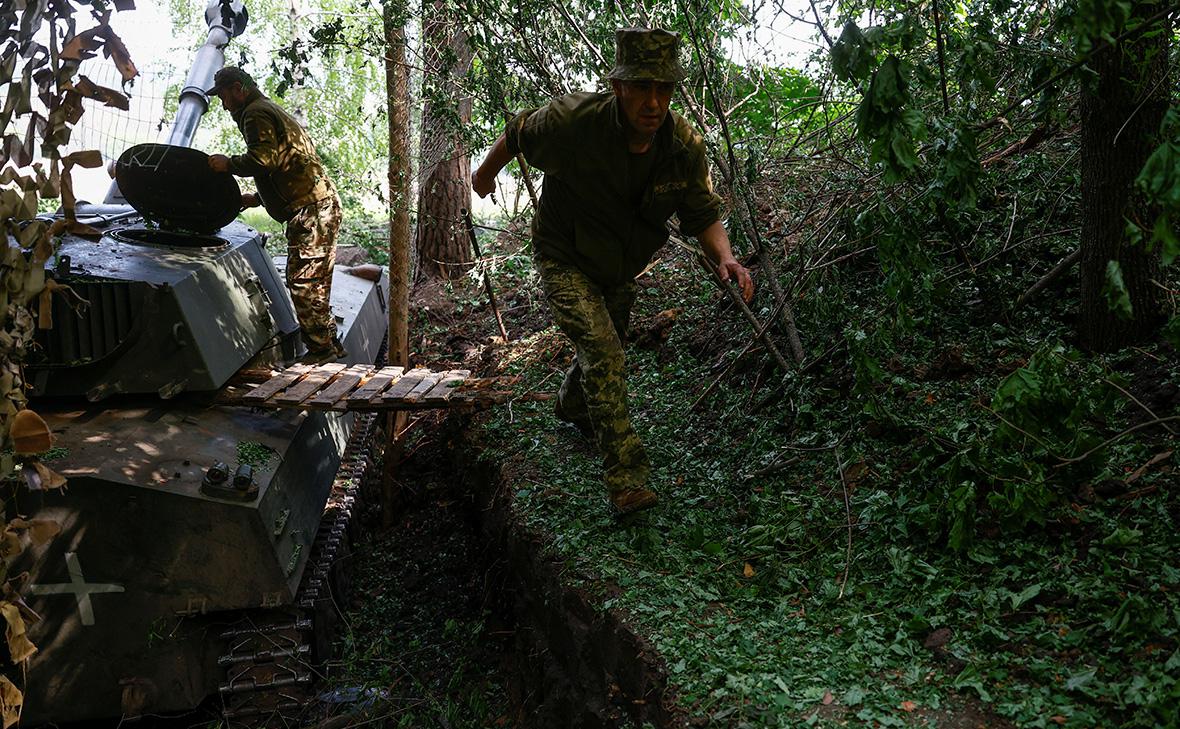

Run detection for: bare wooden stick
[[1105, 378, 1177, 434], [1014, 248, 1080, 309], [835, 448, 854, 600], [742, 455, 802, 481], [704, 252, 795, 375], [677, 6, 807, 363], [689, 293, 788, 411], [462, 208, 509, 341], [669, 233, 794, 374], [1056, 417, 1180, 466]]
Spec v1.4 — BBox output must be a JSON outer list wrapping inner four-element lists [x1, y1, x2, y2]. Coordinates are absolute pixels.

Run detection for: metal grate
[[37, 280, 143, 366]]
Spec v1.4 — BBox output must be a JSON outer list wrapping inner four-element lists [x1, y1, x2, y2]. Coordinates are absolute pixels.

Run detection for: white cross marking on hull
[[29, 552, 125, 626]]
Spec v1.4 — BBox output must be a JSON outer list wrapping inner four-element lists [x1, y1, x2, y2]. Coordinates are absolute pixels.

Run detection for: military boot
[[299, 337, 346, 366], [607, 487, 658, 517]]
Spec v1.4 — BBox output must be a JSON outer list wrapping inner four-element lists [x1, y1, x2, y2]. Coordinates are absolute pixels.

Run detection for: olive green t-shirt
[[505, 92, 721, 286]]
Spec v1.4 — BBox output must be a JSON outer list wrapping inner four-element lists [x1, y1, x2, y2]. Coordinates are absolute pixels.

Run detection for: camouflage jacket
[[506, 92, 721, 286], [229, 91, 334, 222]]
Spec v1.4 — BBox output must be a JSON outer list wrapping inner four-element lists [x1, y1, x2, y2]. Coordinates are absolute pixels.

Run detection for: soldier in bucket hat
[[473, 28, 754, 517]]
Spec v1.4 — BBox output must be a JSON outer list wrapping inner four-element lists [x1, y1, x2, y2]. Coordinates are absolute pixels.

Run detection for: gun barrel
[[104, 0, 247, 203]]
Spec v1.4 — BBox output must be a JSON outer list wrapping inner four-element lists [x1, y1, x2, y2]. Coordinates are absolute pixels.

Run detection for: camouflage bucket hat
[[608, 28, 687, 83]]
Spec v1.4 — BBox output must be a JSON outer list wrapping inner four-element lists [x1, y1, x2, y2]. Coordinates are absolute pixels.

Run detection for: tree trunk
[[383, 0, 413, 526], [384, 3, 412, 370], [413, 0, 474, 281], [1078, 6, 1170, 351]]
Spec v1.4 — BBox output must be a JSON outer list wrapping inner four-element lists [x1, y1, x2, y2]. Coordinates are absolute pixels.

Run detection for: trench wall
[[455, 434, 686, 729]]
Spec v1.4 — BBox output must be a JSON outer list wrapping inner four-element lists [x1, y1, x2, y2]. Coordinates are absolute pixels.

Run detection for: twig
[[1131, 346, 1164, 362], [804, 245, 877, 272], [932, 0, 950, 113], [1117, 484, 1159, 500], [1055, 417, 1180, 466], [976, 4, 1180, 131], [972, 227, 1079, 270], [1013, 248, 1080, 309], [677, 2, 807, 363], [807, 0, 836, 49], [834, 448, 853, 600], [461, 208, 509, 341], [508, 369, 559, 409], [1104, 378, 1177, 434], [979, 402, 1063, 457], [553, 2, 609, 70], [1003, 193, 1018, 250], [742, 455, 802, 481], [689, 294, 789, 411]]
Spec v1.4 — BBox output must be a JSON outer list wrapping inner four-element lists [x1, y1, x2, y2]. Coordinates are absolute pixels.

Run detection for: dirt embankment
[[453, 425, 686, 728]]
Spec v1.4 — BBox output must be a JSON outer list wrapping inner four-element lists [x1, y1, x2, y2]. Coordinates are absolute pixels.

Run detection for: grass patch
[[475, 248, 1178, 728]]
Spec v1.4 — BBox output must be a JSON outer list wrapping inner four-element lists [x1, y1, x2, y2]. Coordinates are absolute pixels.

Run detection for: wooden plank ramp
[[219, 364, 541, 412]]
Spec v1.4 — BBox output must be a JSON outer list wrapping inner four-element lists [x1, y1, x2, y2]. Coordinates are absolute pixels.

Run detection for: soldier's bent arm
[[473, 134, 513, 197]]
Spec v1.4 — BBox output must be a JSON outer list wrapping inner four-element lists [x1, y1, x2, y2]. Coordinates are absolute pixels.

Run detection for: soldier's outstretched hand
[[718, 258, 754, 303], [471, 168, 496, 199]]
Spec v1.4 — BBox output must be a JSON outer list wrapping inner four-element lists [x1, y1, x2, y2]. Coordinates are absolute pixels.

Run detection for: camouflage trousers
[[285, 194, 341, 353], [535, 254, 650, 493]]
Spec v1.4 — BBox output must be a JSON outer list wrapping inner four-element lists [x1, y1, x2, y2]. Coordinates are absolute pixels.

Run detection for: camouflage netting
[[1, 1, 135, 724]]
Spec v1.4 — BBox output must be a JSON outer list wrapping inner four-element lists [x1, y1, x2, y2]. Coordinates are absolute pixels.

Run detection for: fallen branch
[[742, 454, 802, 481], [676, 4, 806, 363], [1014, 248, 1080, 309], [1104, 378, 1177, 435], [835, 448, 854, 600], [689, 293, 789, 412], [461, 208, 509, 341], [1055, 416, 1180, 466], [669, 233, 794, 375]]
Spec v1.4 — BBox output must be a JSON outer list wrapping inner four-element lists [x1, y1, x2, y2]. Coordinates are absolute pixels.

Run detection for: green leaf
[[1101, 260, 1134, 319], [1101, 527, 1142, 547], [843, 686, 866, 705], [1166, 649, 1180, 672], [951, 664, 992, 702], [1152, 213, 1179, 265], [1010, 583, 1042, 610], [831, 21, 873, 82], [1066, 668, 1096, 691], [856, 57, 924, 181]]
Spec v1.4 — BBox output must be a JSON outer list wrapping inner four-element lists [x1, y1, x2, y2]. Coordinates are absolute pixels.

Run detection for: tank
[[9, 2, 389, 723]]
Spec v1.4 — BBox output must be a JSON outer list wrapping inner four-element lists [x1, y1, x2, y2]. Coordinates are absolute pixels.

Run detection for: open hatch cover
[[115, 143, 241, 235]]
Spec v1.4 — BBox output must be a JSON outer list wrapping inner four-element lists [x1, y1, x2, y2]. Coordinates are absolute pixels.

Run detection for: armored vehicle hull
[[15, 220, 388, 724]]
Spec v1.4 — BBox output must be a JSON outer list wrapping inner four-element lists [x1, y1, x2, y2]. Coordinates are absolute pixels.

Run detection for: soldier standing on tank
[[471, 28, 755, 516], [206, 66, 345, 365]]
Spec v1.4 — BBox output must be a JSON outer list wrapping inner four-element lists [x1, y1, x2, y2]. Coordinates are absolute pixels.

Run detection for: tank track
[[217, 410, 382, 727]]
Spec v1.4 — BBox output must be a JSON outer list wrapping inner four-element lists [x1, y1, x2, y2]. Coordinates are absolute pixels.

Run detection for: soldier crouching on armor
[[206, 66, 345, 365], [472, 28, 754, 517]]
